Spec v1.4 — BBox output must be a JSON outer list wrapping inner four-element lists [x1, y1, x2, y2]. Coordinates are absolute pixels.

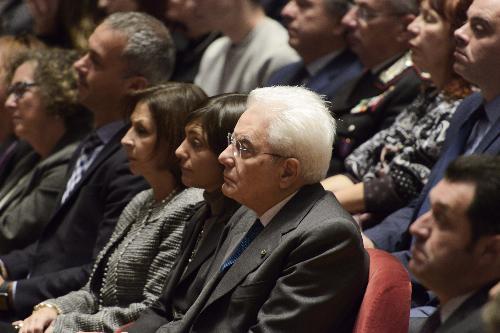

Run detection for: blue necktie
[[416, 106, 485, 217], [61, 132, 102, 203], [220, 219, 263, 272]]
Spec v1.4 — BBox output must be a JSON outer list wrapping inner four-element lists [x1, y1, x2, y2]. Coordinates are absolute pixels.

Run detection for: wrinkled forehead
[[233, 103, 275, 144]]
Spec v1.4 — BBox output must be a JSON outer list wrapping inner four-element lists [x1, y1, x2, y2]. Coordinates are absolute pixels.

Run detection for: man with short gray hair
[[142, 86, 369, 332]]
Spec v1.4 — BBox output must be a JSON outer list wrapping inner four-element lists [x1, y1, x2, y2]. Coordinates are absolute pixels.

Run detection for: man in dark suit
[[327, 0, 421, 174], [408, 155, 500, 333], [131, 86, 368, 333], [362, 0, 500, 310], [266, 0, 362, 99], [0, 12, 174, 321]]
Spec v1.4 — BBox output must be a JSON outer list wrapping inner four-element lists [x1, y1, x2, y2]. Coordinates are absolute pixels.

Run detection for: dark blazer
[[416, 285, 492, 333], [266, 49, 363, 101], [0, 125, 148, 318], [364, 92, 500, 305], [329, 53, 421, 174], [127, 196, 240, 333], [155, 184, 369, 333]]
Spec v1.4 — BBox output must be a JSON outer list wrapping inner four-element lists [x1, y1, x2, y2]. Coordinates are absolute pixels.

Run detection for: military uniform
[[329, 53, 421, 175]]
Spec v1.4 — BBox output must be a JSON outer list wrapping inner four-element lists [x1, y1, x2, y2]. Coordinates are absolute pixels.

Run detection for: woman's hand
[[18, 307, 58, 333]]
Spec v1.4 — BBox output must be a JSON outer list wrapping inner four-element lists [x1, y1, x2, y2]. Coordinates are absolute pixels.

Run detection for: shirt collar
[[258, 191, 298, 227], [306, 50, 343, 77], [95, 120, 126, 145], [483, 94, 500, 125]]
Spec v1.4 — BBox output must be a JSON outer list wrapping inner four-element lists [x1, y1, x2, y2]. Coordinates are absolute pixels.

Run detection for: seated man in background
[[409, 155, 500, 333], [192, 0, 300, 95], [0, 11, 176, 321], [328, 0, 421, 174], [267, 0, 362, 99], [129, 86, 369, 333]]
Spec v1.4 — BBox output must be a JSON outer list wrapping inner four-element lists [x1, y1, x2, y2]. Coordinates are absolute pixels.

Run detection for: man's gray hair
[[103, 12, 175, 85], [248, 86, 336, 184], [386, 0, 419, 16], [324, 0, 351, 19]]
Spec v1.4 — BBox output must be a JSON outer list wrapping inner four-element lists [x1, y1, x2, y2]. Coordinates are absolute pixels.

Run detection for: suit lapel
[[307, 50, 358, 94], [474, 110, 500, 153], [56, 126, 127, 210], [202, 184, 326, 310]]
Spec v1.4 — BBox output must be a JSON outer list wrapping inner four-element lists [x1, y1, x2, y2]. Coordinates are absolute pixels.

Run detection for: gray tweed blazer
[[45, 187, 203, 333]]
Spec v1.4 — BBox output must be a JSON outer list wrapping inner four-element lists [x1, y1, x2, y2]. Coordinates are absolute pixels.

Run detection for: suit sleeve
[[11, 154, 147, 317], [0, 162, 70, 254], [250, 218, 369, 333]]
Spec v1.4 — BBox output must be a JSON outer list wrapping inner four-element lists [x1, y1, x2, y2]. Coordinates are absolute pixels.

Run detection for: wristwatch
[[0, 281, 9, 311]]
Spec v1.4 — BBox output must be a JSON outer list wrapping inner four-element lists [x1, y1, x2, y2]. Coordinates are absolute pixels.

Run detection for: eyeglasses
[[349, 3, 402, 22], [6, 81, 38, 100], [227, 132, 285, 159]]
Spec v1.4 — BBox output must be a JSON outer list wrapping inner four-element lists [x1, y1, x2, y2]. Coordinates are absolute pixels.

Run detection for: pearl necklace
[[97, 187, 179, 309]]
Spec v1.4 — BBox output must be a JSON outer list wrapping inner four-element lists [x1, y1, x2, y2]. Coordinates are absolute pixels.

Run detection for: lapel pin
[[260, 249, 267, 258]]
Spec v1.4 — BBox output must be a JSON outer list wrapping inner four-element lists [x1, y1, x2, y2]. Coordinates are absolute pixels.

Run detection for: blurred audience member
[[98, 0, 167, 24], [0, 35, 44, 186], [362, 0, 500, 311], [15, 83, 207, 333], [267, 0, 362, 100], [0, 48, 92, 254], [329, 0, 421, 174], [409, 155, 500, 333], [323, 0, 472, 219], [166, 0, 220, 83], [26, 0, 101, 50], [192, 0, 299, 95], [0, 11, 173, 321], [0, 0, 33, 35], [126, 93, 246, 333]]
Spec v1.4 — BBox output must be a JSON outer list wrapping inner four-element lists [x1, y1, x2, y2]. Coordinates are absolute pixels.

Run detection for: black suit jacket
[[127, 196, 240, 333], [0, 125, 148, 318], [155, 184, 369, 333], [329, 53, 421, 174], [266, 49, 363, 101]]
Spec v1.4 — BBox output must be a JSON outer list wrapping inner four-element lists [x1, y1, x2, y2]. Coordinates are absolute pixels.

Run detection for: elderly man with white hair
[[144, 86, 369, 333]]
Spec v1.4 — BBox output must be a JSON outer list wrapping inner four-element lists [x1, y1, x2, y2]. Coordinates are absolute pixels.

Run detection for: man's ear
[[126, 76, 149, 94], [396, 14, 416, 42], [279, 158, 301, 189]]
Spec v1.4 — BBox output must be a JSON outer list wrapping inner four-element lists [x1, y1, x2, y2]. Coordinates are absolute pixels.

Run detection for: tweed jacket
[[0, 140, 80, 254], [45, 188, 203, 333], [156, 183, 369, 333]]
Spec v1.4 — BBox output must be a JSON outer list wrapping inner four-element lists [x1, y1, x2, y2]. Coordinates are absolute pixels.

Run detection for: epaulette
[[378, 52, 413, 87]]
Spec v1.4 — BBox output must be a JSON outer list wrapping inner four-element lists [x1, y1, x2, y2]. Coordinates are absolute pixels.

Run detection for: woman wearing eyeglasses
[[322, 0, 473, 224], [0, 48, 92, 254]]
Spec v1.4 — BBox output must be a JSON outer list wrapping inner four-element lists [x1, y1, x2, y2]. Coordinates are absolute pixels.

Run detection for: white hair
[[248, 86, 336, 184]]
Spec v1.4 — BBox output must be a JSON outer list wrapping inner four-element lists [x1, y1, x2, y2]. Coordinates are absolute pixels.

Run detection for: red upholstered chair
[[114, 322, 133, 333], [353, 248, 411, 333]]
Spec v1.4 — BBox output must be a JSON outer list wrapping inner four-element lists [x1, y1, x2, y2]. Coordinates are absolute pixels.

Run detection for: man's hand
[[19, 307, 58, 333]]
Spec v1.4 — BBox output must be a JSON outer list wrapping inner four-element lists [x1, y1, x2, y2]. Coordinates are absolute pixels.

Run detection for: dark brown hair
[[132, 83, 208, 185], [187, 93, 248, 156]]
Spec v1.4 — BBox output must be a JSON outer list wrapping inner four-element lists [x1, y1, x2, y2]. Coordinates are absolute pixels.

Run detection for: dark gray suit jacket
[[416, 285, 492, 333], [157, 183, 369, 333]]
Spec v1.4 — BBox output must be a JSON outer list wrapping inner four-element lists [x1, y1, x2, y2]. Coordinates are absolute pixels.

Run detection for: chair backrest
[[352, 248, 411, 333]]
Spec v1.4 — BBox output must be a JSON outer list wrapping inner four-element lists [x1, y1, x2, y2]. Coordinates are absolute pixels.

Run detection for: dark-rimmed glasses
[[6, 81, 38, 100]]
